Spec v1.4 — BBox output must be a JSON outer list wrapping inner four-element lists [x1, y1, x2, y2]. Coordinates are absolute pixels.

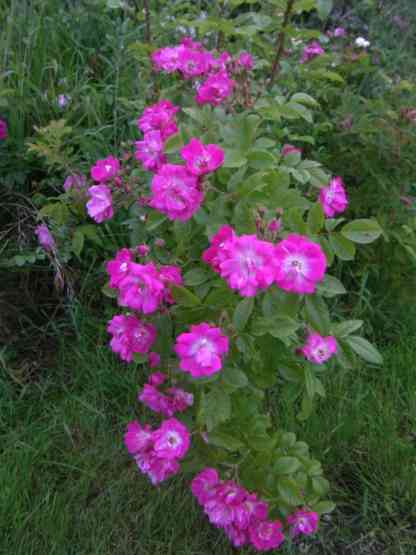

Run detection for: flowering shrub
[[89, 36, 384, 550]]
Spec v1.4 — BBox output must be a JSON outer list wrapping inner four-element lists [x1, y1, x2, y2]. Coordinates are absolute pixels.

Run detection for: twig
[[143, 0, 151, 43], [269, 0, 295, 87]]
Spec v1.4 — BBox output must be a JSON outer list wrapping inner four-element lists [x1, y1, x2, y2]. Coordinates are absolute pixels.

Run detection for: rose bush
[[88, 36, 382, 550]]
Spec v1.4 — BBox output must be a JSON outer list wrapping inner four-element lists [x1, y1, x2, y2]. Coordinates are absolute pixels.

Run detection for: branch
[[143, 0, 151, 43], [269, 0, 295, 87]]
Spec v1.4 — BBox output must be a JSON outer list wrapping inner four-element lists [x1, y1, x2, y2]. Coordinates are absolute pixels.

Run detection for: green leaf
[[72, 229, 84, 257], [311, 476, 330, 496], [248, 149, 276, 170], [183, 268, 210, 287], [222, 366, 249, 388], [329, 232, 356, 260], [341, 219, 382, 244], [307, 203, 324, 234], [278, 477, 303, 506], [305, 295, 330, 335], [345, 336, 383, 365], [200, 388, 231, 431], [170, 285, 201, 307], [164, 132, 184, 153], [233, 297, 254, 331], [290, 92, 319, 107], [316, 275, 346, 297], [332, 320, 363, 338], [223, 150, 247, 168], [274, 456, 301, 475], [252, 316, 299, 341], [316, 0, 333, 20], [207, 432, 245, 451], [101, 284, 118, 298], [312, 500, 336, 515]]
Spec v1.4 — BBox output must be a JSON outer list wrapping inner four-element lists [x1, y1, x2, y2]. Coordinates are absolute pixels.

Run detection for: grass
[[2, 306, 416, 555]]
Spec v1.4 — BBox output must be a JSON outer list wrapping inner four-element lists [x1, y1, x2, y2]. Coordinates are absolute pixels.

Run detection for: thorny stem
[[269, 0, 295, 87]]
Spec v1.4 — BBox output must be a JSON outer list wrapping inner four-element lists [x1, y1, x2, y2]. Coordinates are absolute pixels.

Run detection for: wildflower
[[86, 185, 113, 223], [124, 421, 153, 454], [287, 509, 318, 537], [300, 41, 324, 63], [105, 248, 132, 288], [300, 332, 337, 364], [0, 119, 8, 140], [149, 164, 203, 221], [281, 144, 302, 157], [333, 27, 346, 38], [151, 45, 184, 73], [175, 323, 229, 378], [137, 100, 179, 140], [355, 37, 370, 48], [134, 130, 166, 172], [202, 225, 236, 272], [35, 224, 55, 251], [63, 174, 86, 192], [139, 373, 193, 417], [177, 47, 210, 79], [148, 351, 161, 367], [319, 176, 348, 217], [180, 138, 224, 176], [107, 314, 156, 362], [90, 156, 120, 183], [195, 71, 235, 106], [248, 520, 285, 551], [152, 418, 190, 460], [274, 234, 327, 294], [217, 234, 276, 297], [237, 52, 253, 70], [57, 94, 70, 108], [117, 262, 165, 314], [137, 244, 150, 257]]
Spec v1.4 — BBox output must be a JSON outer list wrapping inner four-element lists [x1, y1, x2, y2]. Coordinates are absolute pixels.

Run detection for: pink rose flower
[[63, 174, 86, 192], [152, 418, 190, 460], [180, 138, 224, 176], [281, 143, 302, 157], [137, 100, 179, 140], [137, 244, 150, 257], [86, 185, 113, 223], [158, 264, 183, 304], [248, 520, 285, 551], [195, 71, 235, 106], [90, 156, 120, 183], [151, 45, 184, 73], [319, 176, 348, 217], [149, 164, 203, 221], [124, 421, 153, 454], [174, 322, 229, 378], [237, 52, 253, 70], [178, 47, 210, 79], [274, 234, 327, 294], [191, 468, 220, 505], [287, 509, 319, 537], [134, 130, 166, 172], [202, 225, 236, 272], [301, 332, 337, 364], [35, 224, 55, 251], [139, 373, 193, 417], [105, 248, 132, 288], [0, 119, 7, 140], [217, 234, 276, 297], [107, 314, 156, 362], [148, 351, 161, 367], [300, 41, 325, 63], [117, 262, 165, 314], [334, 27, 346, 38]]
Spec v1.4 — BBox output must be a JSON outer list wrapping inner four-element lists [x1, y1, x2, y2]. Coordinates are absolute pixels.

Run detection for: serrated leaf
[[307, 203, 324, 234], [312, 500, 336, 514], [291, 92, 319, 107], [72, 229, 84, 257], [200, 388, 231, 431], [345, 336, 383, 365], [233, 297, 254, 331], [316, 0, 333, 19]]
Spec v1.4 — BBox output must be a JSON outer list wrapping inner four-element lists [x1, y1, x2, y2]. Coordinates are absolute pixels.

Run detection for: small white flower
[[355, 37, 370, 48]]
